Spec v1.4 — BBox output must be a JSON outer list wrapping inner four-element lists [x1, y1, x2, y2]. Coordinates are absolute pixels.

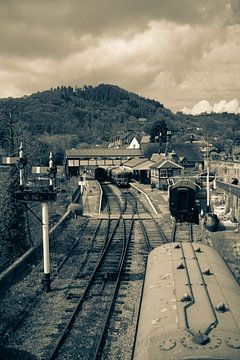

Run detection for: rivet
[[177, 262, 185, 269], [192, 331, 210, 345], [181, 293, 191, 302], [215, 301, 228, 312], [203, 268, 212, 275]]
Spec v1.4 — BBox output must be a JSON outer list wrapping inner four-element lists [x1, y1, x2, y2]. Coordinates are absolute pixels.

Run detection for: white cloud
[[181, 98, 240, 115]]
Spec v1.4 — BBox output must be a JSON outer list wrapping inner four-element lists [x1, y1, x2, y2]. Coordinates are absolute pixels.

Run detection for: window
[[160, 169, 167, 178]]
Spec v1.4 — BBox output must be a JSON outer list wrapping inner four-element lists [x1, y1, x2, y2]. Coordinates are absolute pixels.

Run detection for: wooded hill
[[0, 84, 239, 164]]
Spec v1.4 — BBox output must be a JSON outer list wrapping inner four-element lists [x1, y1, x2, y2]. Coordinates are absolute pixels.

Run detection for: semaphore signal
[[1, 144, 57, 292]]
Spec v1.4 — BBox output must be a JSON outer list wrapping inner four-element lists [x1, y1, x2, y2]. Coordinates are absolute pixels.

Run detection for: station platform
[[81, 180, 170, 218], [130, 182, 169, 216], [82, 180, 102, 216]]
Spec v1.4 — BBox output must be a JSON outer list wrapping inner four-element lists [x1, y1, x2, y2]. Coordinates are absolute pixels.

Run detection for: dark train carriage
[[133, 242, 240, 360], [110, 166, 130, 187], [94, 167, 107, 182], [169, 179, 199, 223]]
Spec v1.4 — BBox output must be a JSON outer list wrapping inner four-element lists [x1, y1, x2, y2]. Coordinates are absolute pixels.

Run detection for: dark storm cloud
[[0, 0, 234, 58], [0, 0, 239, 111]]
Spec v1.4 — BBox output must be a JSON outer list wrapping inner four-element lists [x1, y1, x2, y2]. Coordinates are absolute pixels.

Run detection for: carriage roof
[[169, 178, 200, 191]]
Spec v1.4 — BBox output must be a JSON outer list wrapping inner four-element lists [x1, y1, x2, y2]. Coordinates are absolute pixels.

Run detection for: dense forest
[[0, 84, 239, 165]]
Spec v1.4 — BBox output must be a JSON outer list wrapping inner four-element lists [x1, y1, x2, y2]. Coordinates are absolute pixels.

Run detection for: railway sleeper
[[66, 292, 82, 300], [96, 271, 118, 281], [77, 272, 93, 279]]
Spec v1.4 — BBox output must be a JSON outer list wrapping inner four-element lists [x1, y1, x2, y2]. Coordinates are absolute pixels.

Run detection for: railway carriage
[[133, 242, 240, 360], [107, 166, 130, 187], [169, 179, 200, 223]]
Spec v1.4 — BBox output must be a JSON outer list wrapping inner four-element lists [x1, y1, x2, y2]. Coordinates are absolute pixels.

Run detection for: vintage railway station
[[1, 139, 240, 360]]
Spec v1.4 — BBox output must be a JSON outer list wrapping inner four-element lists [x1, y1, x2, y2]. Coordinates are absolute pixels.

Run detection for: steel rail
[[171, 222, 193, 243], [93, 214, 135, 359], [122, 188, 169, 243], [49, 215, 122, 359]]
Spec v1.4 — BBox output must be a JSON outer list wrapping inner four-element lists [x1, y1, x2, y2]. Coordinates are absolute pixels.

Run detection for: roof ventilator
[[181, 293, 191, 302], [203, 268, 212, 275], [177, 262, 185, 269], [215, 301, 228, 312], [192, 331, 210, 345]]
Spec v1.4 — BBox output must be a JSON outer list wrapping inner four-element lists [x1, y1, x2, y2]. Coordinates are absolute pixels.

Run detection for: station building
[[150, 158, 184, 190], [65, 148, 143, 178], [123, 157, 155, 184]]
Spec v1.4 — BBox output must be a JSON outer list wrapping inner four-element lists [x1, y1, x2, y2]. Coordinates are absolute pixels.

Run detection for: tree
[[145, 120, 168, 142], [0, 167, 28, 271]]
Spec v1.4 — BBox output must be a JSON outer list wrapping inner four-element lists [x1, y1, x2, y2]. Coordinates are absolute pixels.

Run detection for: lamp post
[[206, 165, 210, 213]]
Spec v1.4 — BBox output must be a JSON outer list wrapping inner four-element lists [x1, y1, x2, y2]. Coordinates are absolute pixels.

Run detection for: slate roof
[[170, 178, 201, 190], [132, 160, 155, 170], [66, 148, 143, 158], [150, 153, 166, 163], [123, 157, 147, 167], [141, 142, 161, 158], [150, 159, 183, 170], [119, 131, 135, 140], [172, 144, 203, 161]]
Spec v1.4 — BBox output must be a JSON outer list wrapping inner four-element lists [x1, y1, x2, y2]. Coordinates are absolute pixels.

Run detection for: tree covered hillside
[[0, 84, 239, 165], [0, 84, 173, 147]]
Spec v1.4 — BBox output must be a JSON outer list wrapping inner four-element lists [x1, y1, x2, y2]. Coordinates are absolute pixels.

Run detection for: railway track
[[2, 183, 188, 359], [98, 187, 169, 359], [49, 215, 133, 359], [170, 221, 204, 243], [102, 184, 123, 214], [171, 221, 193, 242]]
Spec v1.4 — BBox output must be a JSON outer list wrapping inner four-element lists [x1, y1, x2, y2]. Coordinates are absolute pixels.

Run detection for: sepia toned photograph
[[0, 1, 239, 359]]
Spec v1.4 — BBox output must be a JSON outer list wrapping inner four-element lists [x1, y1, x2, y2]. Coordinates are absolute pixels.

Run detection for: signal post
[[3, 147, 57, 292]]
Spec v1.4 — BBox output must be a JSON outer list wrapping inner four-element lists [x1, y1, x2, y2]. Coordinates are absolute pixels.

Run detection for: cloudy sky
[[0, 0, 240, 112]]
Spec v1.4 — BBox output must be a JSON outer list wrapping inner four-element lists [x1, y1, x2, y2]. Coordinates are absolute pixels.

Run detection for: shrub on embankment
[[0, 168, 28, 272]]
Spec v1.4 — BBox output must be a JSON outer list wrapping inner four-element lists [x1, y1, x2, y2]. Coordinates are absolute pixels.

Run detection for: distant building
[[189, 140, 213, 157], [172, 143, 204, 171], [126, 136, 141, 149], [108, 131, 140, 149]]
